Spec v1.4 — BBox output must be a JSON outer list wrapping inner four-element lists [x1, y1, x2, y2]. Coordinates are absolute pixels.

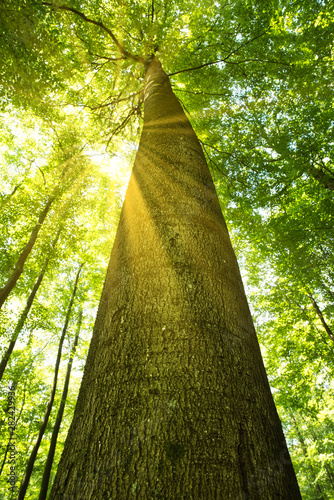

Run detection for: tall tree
[[39, 307, 82, 500], [18, 264, 83, 500], [50, 57, 300, 499], [0, 196, 56, 309], [0, 150, 84, 310], [0, 228, 61, 382], [307, 293, 334, 344], [2, 0, 333, 497]]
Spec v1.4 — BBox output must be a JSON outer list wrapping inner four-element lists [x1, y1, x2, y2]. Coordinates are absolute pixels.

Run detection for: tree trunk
[[0, 195, 56, 310], [0, 229, 61, 382], [324, 464, 334, 490], [50, 58, 301, 499], [0, 151, 84, 311], [18, 264, 83, 500], [0, 382, 18, 478], [0, 379, 27, 477], [38, 308, 83, 500], [291, 416, 326, 500], [307, 292, 334, 344]]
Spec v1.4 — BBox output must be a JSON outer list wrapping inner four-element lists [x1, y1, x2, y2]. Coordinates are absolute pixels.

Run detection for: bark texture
[[50, 59, 301, 499]]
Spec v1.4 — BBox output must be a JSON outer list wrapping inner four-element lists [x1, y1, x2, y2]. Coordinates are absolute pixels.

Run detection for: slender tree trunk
[[0, 196, 56, 310], [0, 383, 18, 483], [0, 379, 27, 476], [0, 382, 18, 477], [291, 416, 326, 499], [0, 150, 85, 310], [296, 301, 331, 347], [0, 435, 11, 477], [307, 292, 334, 344], [38, 308, 83, 500], [18, 265, 83, 500], [309, 429, 334, 490], [50, 58, 301, 499], [0, 229, 61, 382], [324, 464, 334, 489]]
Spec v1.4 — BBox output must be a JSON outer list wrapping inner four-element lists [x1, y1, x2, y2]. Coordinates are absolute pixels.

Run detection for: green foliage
[[0, 0, 333, 497], [0, 103, 124, 498]]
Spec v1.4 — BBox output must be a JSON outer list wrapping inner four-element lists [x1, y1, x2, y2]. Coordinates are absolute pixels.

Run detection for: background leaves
[[0, 0, 333, 497]]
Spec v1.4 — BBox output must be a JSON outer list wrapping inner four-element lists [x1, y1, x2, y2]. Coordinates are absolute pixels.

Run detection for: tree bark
[[18, 264, 83, 500], [0, 229, 61, 382], [50, 58, 301, 499], [38, 308, 83, 500]]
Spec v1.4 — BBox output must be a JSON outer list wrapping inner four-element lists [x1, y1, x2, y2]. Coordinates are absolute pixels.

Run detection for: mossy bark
[[50, 59, 301, 499]]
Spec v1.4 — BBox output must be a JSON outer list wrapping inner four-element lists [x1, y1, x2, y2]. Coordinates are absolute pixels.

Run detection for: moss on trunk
[[50, 59, 301, 499]]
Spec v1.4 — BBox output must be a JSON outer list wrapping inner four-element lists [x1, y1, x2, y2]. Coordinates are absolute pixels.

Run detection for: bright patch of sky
[[86, 143, 134, 201]]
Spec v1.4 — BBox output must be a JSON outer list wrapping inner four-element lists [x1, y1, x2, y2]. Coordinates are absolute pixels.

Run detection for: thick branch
[[41, 2, 145, 64]]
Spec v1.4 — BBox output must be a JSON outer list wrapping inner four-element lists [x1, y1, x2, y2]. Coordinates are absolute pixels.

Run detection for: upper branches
[[168, 27, 278, 77], [41, 2, 146, 64]]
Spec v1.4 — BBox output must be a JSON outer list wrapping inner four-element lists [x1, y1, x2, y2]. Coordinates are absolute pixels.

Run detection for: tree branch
[[168, 57, 229, 77], [41, 2, 145, 64], [87, 51, 128, 63], [106, 104, 142, 150], [81, 90, 143, 111], [168, 27, 274, 77], [36, 165, 47, 186], [172, 86, 230, 98]]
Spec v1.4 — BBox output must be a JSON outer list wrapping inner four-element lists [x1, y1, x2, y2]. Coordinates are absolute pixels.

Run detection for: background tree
[[39, 307, 83, 500]]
